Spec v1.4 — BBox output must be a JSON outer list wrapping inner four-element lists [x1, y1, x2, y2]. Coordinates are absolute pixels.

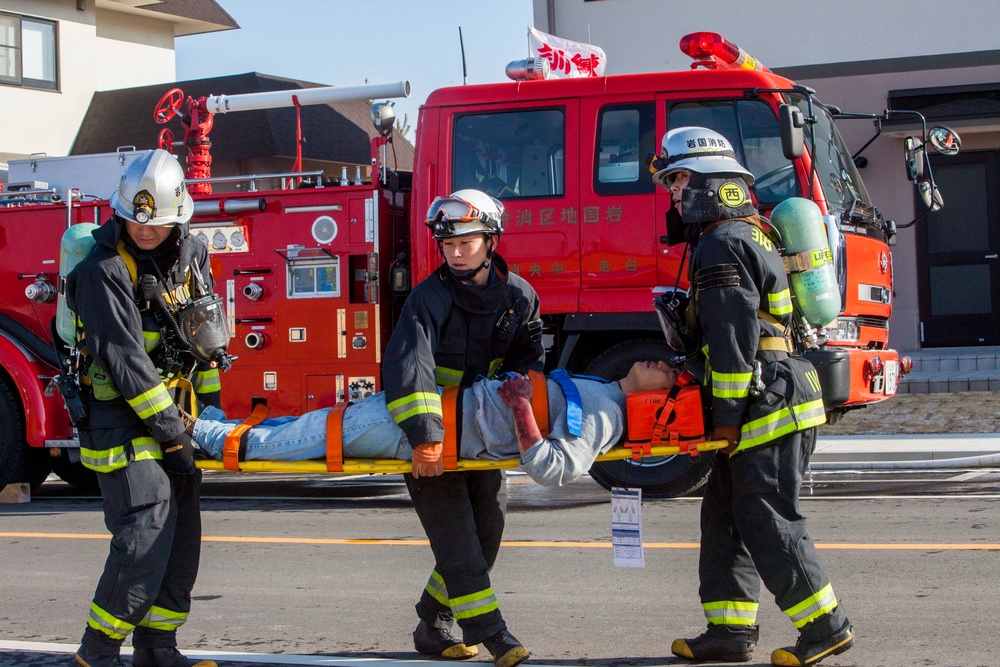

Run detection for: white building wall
[[1, 1, 176, 158], [533, 0, 1000, 74]]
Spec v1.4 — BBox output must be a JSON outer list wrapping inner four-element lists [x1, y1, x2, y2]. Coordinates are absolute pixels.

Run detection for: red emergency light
[[679, 32, 770, 72]]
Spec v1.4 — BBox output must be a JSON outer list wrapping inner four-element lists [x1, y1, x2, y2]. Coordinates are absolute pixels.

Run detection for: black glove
[[160, 432, 196, 475]]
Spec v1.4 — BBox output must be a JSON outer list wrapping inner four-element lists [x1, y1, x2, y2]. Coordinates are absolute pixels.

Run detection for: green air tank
[[56, 223, 100, 345], [768, 197, 841, 327]]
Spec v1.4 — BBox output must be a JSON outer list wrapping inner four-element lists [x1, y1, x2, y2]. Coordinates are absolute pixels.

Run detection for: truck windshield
[[792, 97, 874, 215], [668, 99, 799, 205]]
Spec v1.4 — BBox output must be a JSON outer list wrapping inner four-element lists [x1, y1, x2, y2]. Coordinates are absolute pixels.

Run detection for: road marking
[[3, 532, 999, 550], [0, 639, 508, 666]]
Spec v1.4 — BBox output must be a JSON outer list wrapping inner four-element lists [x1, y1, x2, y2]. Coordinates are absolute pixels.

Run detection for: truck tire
[[0, 374, 54, 491], [51, 453, 99, 493], [584, 339, 715, 499], [0, 375, 31, 488]]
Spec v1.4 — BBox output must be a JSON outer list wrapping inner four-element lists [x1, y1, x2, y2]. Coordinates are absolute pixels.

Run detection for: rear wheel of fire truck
[[0, 373, 50, 490], [51, 453, 99, 493], [584, 339, 715, 499]]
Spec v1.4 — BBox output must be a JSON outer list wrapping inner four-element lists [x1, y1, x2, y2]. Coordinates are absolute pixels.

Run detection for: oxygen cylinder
[[768, 198, 841, 327], [56, 223, 100, 345]]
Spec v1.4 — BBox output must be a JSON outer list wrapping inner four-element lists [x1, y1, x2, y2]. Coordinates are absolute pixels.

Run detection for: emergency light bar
[[679, 32, 770, 72]]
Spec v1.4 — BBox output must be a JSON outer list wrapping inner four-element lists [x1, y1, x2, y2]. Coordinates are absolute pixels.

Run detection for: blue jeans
[[192, 394, 412, 462]]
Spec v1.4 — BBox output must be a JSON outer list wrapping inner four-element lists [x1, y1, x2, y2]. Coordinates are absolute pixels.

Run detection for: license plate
[[884, 359, 898, 395]]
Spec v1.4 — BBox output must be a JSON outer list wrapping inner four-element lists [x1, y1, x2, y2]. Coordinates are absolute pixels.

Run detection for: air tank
[[56, 223, 100, 345], [768, 197, 841, 327]]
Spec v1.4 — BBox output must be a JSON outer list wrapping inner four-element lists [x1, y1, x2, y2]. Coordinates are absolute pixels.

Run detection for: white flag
[[528, 27, 607, 79]]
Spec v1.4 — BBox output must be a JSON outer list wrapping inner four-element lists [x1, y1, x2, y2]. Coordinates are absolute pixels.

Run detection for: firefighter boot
[[671, 624, 759, 662], [413, 620, 478, 659], [771, 621, 854, 666], [73, 648, 124, 667], [131, 647, 218, 667], [482, 629, 530, 667]]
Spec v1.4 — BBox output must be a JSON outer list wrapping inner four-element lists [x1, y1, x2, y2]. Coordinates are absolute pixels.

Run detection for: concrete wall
[[0, 1, 176, 157]]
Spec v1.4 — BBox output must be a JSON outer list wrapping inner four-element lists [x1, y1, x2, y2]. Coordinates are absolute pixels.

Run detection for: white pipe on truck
[[204, 81, 410, 115]]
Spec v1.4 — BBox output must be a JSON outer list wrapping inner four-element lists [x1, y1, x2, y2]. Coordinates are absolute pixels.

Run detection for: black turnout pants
[[405, 468, 508, 646], [698, 428, 848, 641], [82, 456, 203, 656]]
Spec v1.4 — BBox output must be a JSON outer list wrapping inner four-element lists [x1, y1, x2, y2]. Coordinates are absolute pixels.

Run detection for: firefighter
[[67, 150, 221, 667], [651, 127, 854, 666], [383, 189, 544, 667]]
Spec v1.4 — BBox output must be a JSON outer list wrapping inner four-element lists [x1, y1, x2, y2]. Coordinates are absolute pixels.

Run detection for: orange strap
[[441, 386, 460, 470], [528, 370, 550, 437], [325, 402, 349, 472], [223, 401, 270, 471]]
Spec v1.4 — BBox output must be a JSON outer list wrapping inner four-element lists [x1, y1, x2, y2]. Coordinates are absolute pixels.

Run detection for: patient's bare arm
[[498, 375, 544, 454]]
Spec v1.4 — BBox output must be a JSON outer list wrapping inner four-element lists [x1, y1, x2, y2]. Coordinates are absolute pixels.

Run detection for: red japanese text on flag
[[528, 27, 607, 79]]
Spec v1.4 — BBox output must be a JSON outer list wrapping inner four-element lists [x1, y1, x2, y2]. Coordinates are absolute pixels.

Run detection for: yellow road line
[[2, 533, 999, 550]]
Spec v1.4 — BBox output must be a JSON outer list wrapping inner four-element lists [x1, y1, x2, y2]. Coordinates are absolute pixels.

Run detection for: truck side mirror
[[904, 137, 925, 182], [779, 104, 804, 160], [928, 126, 961, 156]]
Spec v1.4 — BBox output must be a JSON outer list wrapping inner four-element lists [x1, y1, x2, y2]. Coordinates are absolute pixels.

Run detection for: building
[[2, 1, 412, 193], [533, 0, 1000, 354], [1, 0, 237, 160]]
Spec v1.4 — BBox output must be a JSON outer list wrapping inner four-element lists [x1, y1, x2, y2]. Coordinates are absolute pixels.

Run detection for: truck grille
[[856, 315, 888, 329]]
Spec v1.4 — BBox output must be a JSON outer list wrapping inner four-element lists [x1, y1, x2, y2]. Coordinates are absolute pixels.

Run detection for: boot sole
[[494, 646, 530, 667], [771, 633, 854, 666], [414, 641, 479, 660], [671, 638, 753, 662]]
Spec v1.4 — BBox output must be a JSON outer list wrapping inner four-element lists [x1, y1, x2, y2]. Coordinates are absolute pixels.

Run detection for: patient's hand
[[499, 375, 543, 454], [498, 374, 533, 408]]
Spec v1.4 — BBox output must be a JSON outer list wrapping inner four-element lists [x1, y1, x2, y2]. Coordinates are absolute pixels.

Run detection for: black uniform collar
[[439, 253, 512, 315]]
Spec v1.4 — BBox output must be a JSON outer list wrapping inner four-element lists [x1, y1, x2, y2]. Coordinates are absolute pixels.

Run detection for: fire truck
[[0, 33, 959, 497]]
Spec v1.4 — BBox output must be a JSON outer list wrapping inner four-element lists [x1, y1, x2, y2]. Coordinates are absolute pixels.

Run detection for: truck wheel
[[0, 375, 33, 488], [584, 339, 715, 499], [51, 454, 100, 493]]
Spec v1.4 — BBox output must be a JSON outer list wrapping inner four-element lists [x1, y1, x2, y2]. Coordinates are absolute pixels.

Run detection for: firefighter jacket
[[383, 254, 544, 448], [690, 217, 826, 452], [66, 217, 220, 471]]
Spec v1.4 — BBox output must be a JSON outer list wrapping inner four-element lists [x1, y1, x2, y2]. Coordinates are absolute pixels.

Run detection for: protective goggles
[[425, 195, 503, 229]]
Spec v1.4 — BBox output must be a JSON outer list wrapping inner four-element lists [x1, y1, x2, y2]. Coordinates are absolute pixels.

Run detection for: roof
[[97, 0, 239, 37], [71, 72, 414, 170]]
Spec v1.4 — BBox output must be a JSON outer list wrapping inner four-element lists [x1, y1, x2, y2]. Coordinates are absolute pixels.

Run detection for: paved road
[[2, 470, 998, 667]]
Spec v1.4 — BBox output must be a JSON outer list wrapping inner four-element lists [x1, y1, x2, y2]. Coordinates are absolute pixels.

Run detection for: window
[[595, 103, 655, 195], [0, 11, 58, 90], [668, 99, 799, 205], [452, 108, 565, 199]]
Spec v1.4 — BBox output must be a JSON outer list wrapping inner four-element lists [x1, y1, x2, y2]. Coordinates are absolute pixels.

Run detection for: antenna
[[459, 26, 468, 85]]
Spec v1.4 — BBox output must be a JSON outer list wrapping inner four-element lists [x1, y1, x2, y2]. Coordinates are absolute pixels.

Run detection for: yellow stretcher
[[196, 371, 721, 475], [195, 439, 728, 475]]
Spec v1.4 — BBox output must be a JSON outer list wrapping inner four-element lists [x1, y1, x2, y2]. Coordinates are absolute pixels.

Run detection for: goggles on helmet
[[426, 194, 503, 238]]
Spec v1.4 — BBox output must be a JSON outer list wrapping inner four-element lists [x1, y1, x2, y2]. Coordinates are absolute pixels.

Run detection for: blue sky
[[176, 0, 535, 139]]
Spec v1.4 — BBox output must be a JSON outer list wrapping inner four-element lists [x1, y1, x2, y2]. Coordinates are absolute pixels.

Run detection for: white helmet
[[426, 189, 504, 240], [652, 126, 754, 187], [110, 149, 193, 226]]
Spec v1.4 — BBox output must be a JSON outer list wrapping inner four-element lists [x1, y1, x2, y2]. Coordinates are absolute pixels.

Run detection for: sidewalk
[[814, 433, 1000, 463]]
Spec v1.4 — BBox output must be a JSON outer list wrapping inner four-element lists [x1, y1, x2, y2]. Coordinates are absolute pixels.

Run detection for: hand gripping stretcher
[[195, 371, 727, 475]]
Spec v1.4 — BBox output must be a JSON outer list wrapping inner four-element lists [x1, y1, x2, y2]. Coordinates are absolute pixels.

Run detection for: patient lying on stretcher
[[192, 361, 679, 486]]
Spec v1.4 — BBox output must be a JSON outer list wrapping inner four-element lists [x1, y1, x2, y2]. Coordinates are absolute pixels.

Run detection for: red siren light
[[679, 32, 770, 72]]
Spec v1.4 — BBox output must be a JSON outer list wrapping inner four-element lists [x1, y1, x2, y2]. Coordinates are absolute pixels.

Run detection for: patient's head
[[619, 360, 680, 394]]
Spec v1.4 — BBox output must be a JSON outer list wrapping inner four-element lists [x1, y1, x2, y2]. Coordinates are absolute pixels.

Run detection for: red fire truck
[[0, 33, 958, 497]]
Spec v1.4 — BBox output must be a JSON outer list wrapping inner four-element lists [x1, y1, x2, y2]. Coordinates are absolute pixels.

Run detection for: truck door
[[580, 100, 663, 311], [448, 102, 580, 313], [917, 152, 1000, 346]]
